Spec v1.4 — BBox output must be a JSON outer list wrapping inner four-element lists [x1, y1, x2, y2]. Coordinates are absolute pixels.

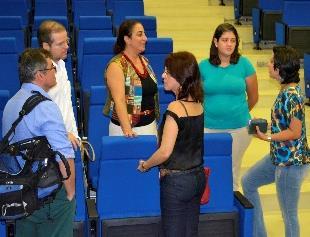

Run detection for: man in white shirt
[[38, 20, 80, 150]]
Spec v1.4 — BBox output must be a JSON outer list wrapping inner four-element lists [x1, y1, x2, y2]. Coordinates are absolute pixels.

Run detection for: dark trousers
[[160, 168, 206, 237], [16, 187, 76, 237]]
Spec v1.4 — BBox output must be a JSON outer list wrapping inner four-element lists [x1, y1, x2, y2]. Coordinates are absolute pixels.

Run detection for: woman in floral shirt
[[242, 46, 309, 237]]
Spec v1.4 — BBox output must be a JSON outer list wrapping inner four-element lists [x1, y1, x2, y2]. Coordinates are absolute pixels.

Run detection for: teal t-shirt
[[199, 56, 255, 129]]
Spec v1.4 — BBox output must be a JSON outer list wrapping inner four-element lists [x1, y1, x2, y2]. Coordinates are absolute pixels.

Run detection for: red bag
[[200, 167, 211, 205]]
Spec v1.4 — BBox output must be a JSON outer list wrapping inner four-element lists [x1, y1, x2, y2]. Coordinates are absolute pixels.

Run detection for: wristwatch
[[267, 136, 272, 142]]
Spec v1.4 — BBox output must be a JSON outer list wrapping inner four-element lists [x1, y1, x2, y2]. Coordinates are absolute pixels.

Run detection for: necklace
[[123, 53, 149, 79]]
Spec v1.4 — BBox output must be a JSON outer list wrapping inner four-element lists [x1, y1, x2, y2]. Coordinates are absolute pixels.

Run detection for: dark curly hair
[[165, 51, 203, 102], [209, 23, 241, 66], [272, 46, 300, 84]]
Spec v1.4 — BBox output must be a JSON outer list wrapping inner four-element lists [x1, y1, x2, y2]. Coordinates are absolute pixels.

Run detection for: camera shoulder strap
[[1, 91, 51, 145]]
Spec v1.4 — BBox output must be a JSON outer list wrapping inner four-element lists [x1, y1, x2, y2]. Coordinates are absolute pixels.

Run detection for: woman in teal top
[[199, 23, 258, 191]]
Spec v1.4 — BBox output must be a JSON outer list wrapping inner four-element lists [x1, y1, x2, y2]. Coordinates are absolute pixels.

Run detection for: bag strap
[[2, 91, 50, 145]]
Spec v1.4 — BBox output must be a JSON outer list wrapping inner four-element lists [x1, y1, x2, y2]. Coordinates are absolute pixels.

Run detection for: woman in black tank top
[[137, 52, 206, 237]]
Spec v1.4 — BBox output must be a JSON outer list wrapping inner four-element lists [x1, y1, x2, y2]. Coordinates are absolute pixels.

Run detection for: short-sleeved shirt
[[2, 83, 75, 167], [199, 56, 255, 129], [270, 85, 310, 166]]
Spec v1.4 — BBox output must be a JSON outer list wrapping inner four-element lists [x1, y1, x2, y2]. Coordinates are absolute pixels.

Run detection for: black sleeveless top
[[158, 103, 204, 170]]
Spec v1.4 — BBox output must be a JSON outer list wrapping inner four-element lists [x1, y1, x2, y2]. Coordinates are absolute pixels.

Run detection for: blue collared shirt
[[2, 83, 75, 166]]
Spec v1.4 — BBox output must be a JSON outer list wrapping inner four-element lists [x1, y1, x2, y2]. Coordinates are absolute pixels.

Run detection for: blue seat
[[144, 37, 173, 85], [275, 0, 310, 56], [234, 0, 258, 22], [74, 150, 88, 236], [79, 37, 116, 92], [76, 16, 113, 72], [200, 133, 253, 237], [0, 38, 20, 97], [124, 15, 157, 37], [87, 86, 110, 189], [0, 221, 6, 236], [34, 1, 67, 17], [0, 0, 31, 27], [0, 90, 10, 134], [304, 53, 310, 99], [96, 135, 159, 235], [73, 1, 107, 28], [112, 1, 144, 29], [252, 0, 283, 47], [0, 16, 26, 53], [201, 133, 234, 213]]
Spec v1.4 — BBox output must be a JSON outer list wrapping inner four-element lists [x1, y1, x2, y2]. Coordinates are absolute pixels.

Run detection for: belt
[[135, 109, 154, 116], [160, 166, 203, 178]]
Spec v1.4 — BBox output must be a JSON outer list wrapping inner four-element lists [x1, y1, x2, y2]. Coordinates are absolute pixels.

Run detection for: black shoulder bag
[[0, 91, 71, 220]]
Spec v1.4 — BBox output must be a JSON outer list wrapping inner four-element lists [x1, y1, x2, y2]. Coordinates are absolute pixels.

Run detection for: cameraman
[[2, 48, 75, 237]]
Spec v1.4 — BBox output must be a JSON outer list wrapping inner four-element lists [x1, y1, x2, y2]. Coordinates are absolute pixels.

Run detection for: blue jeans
[[242, 154, 310, 237], [160, 167, 206, 237]]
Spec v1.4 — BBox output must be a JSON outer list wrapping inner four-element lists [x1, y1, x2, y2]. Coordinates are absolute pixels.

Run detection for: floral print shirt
[[270, 85, 310, 166]]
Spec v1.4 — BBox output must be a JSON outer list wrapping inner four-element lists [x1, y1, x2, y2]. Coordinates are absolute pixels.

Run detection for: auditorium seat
[[0, 38, 20, 97], [124, 15, 157, 37], [0, 0, 32, 27], [275, 0, 310, 57], [0, 16, 27, 53], [144, 37, 173, 84], [76, 16, 113, 74], [252, 0, 282, 48], [112, 0, 144, 31], [96, 135, 160, 236], [0, 90, 10, 134], [79, 37, 116, 92], [234, 0, 258, 23], [74, 150, 88, 236], [304, 53, 310, 99], [86, 86, 110, 189]]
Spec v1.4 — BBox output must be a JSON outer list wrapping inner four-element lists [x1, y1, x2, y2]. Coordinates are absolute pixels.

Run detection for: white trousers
[[204, 126, 252, 191], [109, 120, 158, 136]]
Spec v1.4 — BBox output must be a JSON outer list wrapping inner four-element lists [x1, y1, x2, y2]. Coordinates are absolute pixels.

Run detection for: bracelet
[[267, 136, 272, 142]]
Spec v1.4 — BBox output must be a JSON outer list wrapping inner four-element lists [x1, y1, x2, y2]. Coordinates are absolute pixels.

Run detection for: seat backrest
[[282, 1, 310, 26], [96, 135, 160, 220], [200, 133, 234, 213], [143, 38, 173, 85], [87, 85, 110, 189], [124, 15, 157, 37], [0, 38, 20, 96], [73, 1, 107, 28], [77, 16, 113, 70], [259, 0, 283, 10], [80, 37, 116, 92], [35, 1, 67, 17], [0, 90, 10, 134], [0, 16, 26, 53], [74, 150, 87, 222], [0, 0, 30, 27], [112, 1, 144, 28], [304, 53, 310, 98]]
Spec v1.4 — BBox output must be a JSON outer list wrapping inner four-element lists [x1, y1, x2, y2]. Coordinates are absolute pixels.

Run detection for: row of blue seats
[[252, 0, 310, 56], [91, 134, 253, 236]]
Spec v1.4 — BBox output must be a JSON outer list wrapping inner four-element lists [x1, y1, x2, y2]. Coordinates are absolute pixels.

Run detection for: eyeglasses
[[38, 65, 57, 73]]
